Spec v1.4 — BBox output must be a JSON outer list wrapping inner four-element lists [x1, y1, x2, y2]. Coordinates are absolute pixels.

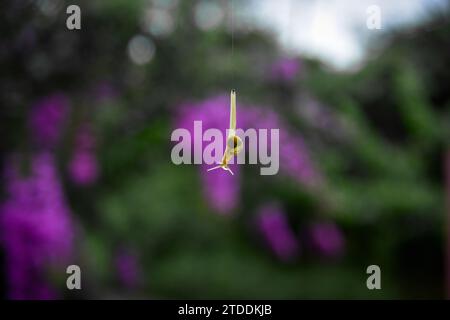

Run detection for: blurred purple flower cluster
[[256, 203, 345, 261], [175, 95, 321, 214], [201, 166, 240, 214], [115, 249, 140, 290], [68, 124, 99, 186], [269, 57, 301, 83], [256, 204, 299, 261], [0, 152, 74, 299], [28, 94, 69, 148], [308, 221, 345, 258]]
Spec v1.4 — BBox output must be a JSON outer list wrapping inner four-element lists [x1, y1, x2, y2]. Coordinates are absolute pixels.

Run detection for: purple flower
[[201, 166, 240, 214], [269, 57, 301, 82], [279, 135, 320, 186], [68, 124, 99, 186], [308, 221, 345, 258], [256, 204, 299, 261], [0, 152, 74, 299], [28, 94, 69, 148], [297, 97, 351, 143], [115, 249, 140, 290]]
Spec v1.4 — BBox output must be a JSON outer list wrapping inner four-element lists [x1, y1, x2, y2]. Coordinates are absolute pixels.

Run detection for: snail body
[[207, 90, 241, 175]]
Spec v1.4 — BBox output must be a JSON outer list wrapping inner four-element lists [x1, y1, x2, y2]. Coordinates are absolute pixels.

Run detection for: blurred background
[[1, 0, 449, 299]]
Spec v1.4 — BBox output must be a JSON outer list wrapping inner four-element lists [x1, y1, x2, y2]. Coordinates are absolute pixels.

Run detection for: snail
[[207, 89, 243, 175]]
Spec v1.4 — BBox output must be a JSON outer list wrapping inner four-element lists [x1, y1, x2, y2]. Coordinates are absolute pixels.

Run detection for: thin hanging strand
[[231, 0, 235, 87]]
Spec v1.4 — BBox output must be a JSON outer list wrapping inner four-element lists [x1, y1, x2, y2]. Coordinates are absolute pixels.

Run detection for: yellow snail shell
[[226, 135, 243, 156]]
